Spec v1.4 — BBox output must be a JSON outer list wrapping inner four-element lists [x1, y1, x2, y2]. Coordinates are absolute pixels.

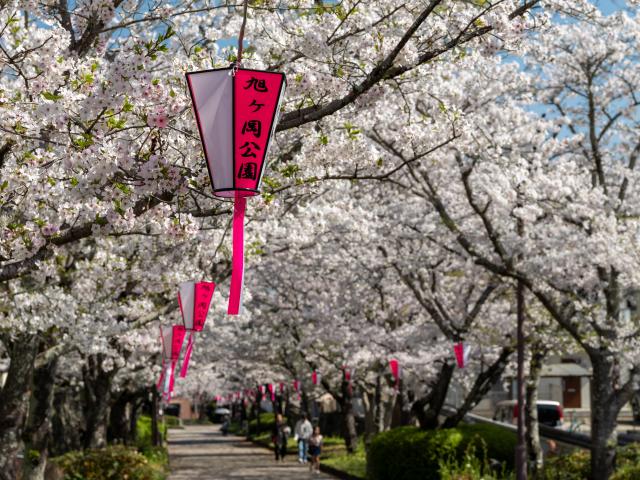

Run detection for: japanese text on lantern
[[233, 70, 280, 190], [193, 282, 214, 330]]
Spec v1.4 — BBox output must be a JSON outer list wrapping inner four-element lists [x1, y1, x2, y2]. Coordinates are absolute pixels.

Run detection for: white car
[[493, 400, 564, 428]]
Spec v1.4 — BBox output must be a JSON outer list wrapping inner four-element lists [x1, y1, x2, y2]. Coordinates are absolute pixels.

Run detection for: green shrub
[[53, 445, 165, 480], [540, 450, 590, 480], [611, 464, 640, 480], [136, 415, 167, 449], [367, 424, 517, 480], [367, 426, 464, 480], [440, 436, 513, 480], [458, 423, 517, 470], [541, 444, 640, 480], [164, 415, 181, 428], [617, 442, 640, 465]]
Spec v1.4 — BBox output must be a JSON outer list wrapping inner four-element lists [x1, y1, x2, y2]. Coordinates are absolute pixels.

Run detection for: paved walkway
[[167, 424, 335, 479]]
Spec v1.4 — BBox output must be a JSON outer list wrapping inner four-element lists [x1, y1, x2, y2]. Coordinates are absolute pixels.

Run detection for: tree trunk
[[590, 357, 622, 480], [362, 389, 376, 447], [50, 383, 82, 456], [22, 353, 58, 480], [81, 354, 115, 449], [151, 388, 161, 447], [525, 344, 545, 477], [443, 345, 514, 428], [374, 373, 385, 434], [108, 392, 131, 445], [0, 333, 39, 480], [413, 361, 455, 429], [129, 397, 141, 445], [341, 372, 358, 453]]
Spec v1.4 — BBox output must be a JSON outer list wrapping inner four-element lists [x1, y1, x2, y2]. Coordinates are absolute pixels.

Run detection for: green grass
[[136, 415, 167, 448], [323, 440, 366, 479]]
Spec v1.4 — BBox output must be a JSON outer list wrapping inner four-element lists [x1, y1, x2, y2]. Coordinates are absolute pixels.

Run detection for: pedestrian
[[294, 413, 313, 463], [308, 425, 323, 474], [271, 413, 289, 461]]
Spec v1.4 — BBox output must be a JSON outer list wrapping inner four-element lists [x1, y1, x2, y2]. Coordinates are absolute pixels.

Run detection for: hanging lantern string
[[236, 0, 249, 66]]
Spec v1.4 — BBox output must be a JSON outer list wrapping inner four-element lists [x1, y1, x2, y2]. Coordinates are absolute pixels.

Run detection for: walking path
[[167, 424, 335, 479]]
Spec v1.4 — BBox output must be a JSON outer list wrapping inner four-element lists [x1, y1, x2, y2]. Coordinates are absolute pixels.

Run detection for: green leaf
[[122, 98, 133, 112], [114, 182, 132, 195], [280, 164, 300, 178], [41, 92, 63, 102]]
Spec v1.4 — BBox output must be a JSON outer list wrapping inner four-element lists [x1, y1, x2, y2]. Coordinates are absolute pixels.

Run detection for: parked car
[[493, 400, 564, 428]]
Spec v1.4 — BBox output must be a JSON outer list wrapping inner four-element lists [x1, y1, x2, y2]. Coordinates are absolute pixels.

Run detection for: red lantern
[[389, 358, 401, 390], [454, 342, 471, 368], [157, 325, 186, 400], [293, 379, 301, 400], [267, 383, 275, 401], [186, 67, 286, 315], [177, 281, 215, 378]]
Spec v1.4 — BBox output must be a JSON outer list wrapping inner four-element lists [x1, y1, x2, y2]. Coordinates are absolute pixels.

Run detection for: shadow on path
[[167, 425, 335, 479]]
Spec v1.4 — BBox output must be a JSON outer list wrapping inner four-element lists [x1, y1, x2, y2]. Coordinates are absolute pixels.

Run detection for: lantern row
[[210, 345, 472, 404]]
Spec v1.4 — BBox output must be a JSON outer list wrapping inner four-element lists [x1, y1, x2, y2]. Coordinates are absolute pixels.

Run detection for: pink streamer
[[179, 333, 195, 378], [454, 342, 466, 368], [169, 361, 177, 396], [228, 196, 246, 315]]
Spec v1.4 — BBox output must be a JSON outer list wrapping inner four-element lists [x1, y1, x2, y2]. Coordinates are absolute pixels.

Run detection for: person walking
[[308, 426, 323, 474], [294, 414, 313, 463], [271, 413, 290, 462]]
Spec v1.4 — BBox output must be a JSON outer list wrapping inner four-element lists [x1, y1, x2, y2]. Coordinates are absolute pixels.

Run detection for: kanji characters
[[239, 141, 260, 158], [248, 99, 265, 112], [242, 120, 262, 138], [237, 162, 257, 180], [244, 76, 268, 92]]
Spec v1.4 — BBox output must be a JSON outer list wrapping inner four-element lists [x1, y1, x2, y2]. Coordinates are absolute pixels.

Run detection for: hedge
[[367, 424, 516, 480], [541, 444, 640, 480], [52, 445, 166, 480]]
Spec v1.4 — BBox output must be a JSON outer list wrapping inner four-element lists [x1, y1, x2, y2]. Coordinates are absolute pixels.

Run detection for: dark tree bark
[[108, 390, 142, 445], [151, 388, 161, 447], [373, 373, 384, 434], [525, 341, 546, 476], [22, 352, 58, 480], [0, 333, 39, 480], [80, 354, 116, 449], [412, 361, 455, 429], [362, 389, 376, 446], [50, 383, 82, 456], [443, 345, 515, 428], [589, 357, 631, 480], [340, 370, 358, 453]]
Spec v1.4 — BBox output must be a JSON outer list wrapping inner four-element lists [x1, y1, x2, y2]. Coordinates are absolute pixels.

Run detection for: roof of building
[[540, 363, 591, 377]]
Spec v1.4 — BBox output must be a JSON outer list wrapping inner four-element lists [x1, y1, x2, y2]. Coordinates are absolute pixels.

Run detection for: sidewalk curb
[[319, 463, 364, 480]]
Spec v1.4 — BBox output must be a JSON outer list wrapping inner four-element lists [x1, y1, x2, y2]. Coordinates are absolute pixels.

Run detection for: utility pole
[[515, 279, 527, 480]]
